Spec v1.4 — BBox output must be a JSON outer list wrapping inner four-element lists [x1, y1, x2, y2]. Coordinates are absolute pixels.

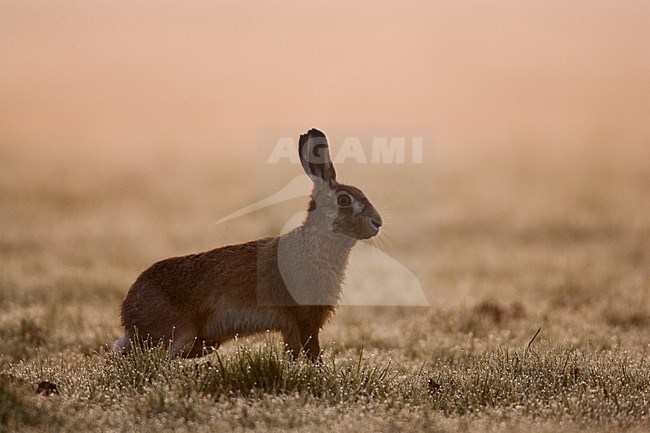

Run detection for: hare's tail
[[113, 334, 131, 354]]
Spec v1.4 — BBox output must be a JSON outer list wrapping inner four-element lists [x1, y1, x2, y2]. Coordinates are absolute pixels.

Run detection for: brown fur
[[115, 129, 382, 360]]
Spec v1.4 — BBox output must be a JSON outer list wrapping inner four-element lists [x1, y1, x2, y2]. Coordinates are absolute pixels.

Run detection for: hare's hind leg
[[181, 339, 221, 358], [112, 331, 206, 357]]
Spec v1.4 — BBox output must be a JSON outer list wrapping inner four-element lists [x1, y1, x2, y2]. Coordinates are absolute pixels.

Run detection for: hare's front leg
[[301, 331, 321, 363], [282, 325, 302, 359], [282, 323, 321, 362]]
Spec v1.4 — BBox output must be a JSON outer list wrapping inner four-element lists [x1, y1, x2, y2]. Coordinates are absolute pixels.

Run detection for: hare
[[114, 129, 383, 360]]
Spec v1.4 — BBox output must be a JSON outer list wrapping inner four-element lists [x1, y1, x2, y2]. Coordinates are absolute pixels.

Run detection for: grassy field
[[1, 143, 649, 432]]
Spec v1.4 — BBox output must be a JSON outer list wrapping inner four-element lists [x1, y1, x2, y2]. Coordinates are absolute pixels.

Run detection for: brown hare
[[114, 129, 383, 360]]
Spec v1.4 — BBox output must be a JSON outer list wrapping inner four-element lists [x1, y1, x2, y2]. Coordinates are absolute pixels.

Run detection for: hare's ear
[[298, 129, 336, 184]]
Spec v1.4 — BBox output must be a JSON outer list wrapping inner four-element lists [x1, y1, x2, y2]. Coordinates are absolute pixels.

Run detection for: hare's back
[[127, 238, 270, 306]]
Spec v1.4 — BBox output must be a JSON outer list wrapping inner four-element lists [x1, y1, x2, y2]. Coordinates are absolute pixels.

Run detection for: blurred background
[[1, 1, 649, 348], [2, 0, 649, 156]]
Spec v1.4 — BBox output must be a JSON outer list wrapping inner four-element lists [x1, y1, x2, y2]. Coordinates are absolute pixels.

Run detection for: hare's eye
[[337, 194, 352, 207]]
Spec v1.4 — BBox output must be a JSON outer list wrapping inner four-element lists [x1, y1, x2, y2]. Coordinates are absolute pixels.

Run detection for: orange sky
[[1, 0, 649, 155]]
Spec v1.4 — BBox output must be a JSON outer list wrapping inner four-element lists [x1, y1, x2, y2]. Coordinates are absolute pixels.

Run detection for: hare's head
[[299, 129, 383, 240]]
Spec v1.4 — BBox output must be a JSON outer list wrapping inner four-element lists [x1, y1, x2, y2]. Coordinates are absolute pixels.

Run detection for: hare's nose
[[370, 218, 383, 230]]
